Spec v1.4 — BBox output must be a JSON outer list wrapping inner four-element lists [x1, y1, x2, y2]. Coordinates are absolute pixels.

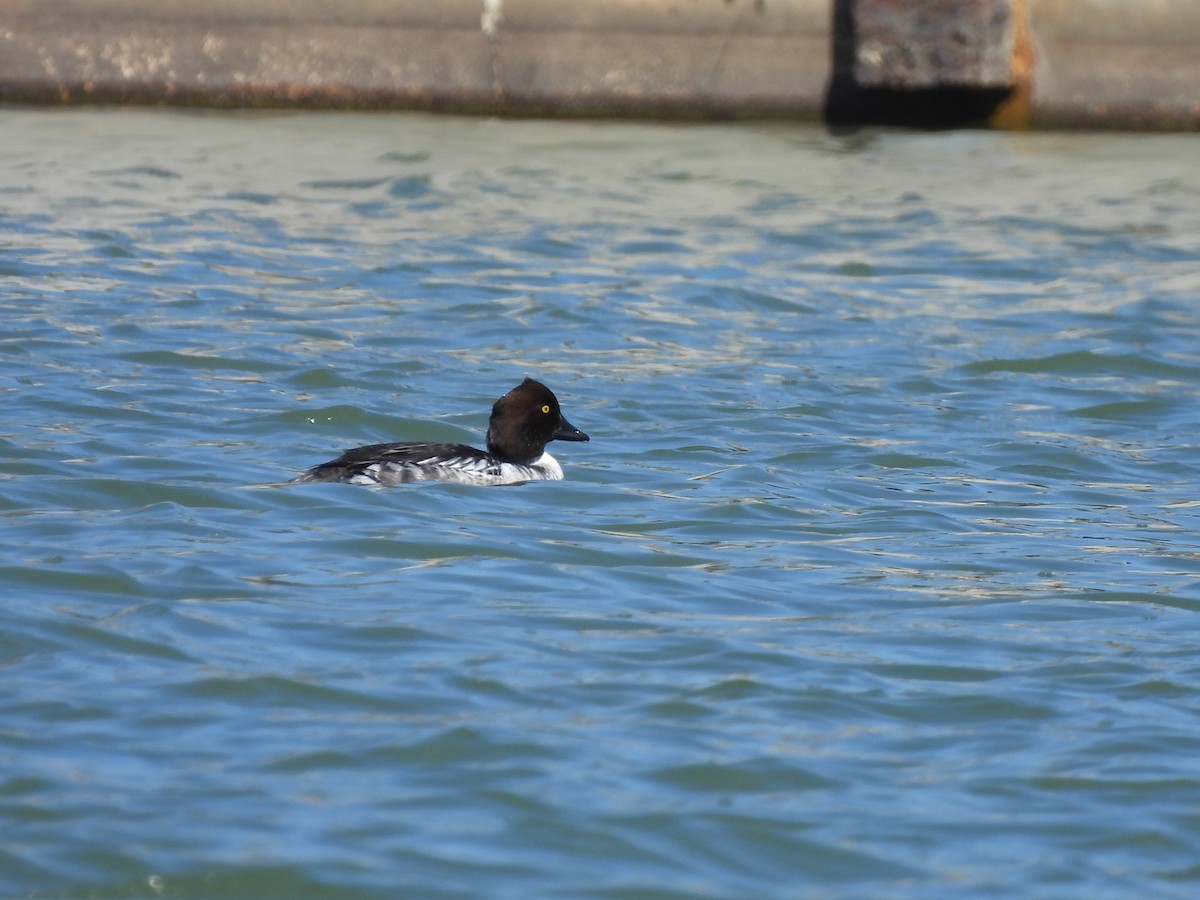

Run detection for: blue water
[[3, 109, 1200, 898]]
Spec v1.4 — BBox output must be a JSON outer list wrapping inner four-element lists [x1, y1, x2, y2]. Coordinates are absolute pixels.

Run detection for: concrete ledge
[[0, 0, 830, 117], [1030, 0, 1200, 130], [1, 0, 1197, 129]]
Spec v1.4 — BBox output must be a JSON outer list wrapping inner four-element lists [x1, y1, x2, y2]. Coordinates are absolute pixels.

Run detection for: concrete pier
[[0, 0, 1196, 130]]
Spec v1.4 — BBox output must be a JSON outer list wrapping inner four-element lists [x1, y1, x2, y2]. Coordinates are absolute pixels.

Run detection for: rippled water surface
[[3, 109, 1200, 898]]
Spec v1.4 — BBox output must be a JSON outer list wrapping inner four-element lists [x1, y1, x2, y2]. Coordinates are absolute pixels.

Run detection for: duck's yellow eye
[[541, 404, 551, 414]]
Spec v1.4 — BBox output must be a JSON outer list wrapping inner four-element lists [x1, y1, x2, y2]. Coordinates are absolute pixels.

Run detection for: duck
[[291, 378, 589, 486]]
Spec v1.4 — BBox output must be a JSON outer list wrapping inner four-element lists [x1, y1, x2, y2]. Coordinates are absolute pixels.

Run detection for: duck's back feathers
[[292, 442, 500, 485]]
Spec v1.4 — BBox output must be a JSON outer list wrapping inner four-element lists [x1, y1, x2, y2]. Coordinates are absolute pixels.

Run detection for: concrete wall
[[1030, 0, 1200, 129], [0, 0, 1197, 130]]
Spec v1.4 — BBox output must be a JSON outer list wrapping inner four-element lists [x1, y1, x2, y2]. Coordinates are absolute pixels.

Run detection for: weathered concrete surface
[[1029, 0, 1200, 130], [0, 1, 512, 109], [851, 0, 1017, 89], [826, 0, 1028, 127], [0, 0, 831, 117], [0, 0, 1197, 129]]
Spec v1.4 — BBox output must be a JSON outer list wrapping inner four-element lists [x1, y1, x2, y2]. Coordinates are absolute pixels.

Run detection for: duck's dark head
[[485, 378, 589, 463]]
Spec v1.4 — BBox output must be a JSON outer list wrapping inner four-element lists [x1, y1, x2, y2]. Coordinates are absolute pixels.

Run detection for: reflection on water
[[2, 109, 1200, 898]]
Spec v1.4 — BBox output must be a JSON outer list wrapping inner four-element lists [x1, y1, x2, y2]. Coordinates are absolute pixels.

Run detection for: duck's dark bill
[[555, 418, 589, 442]]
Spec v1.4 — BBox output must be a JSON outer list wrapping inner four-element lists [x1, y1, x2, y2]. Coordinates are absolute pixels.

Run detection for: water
[[2, 109, 1200, 898]]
